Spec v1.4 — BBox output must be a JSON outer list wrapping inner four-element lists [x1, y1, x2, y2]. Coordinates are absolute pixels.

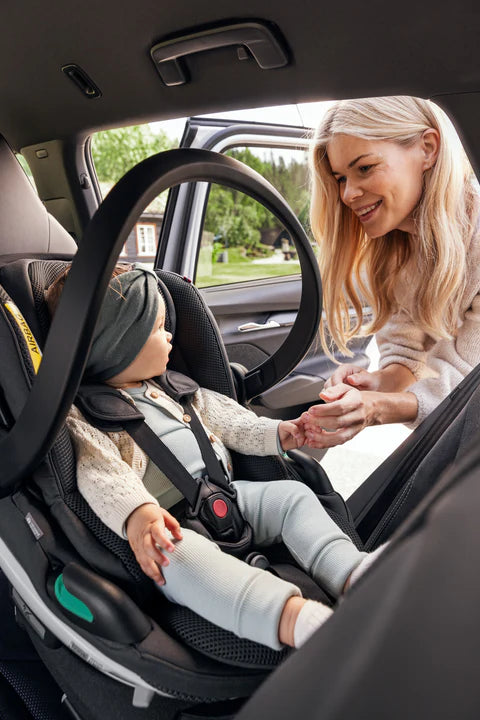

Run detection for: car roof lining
[[2, 0, 480, 149]]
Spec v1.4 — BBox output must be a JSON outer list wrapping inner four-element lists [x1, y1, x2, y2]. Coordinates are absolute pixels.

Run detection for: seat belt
[[75, 373, 253, 556]]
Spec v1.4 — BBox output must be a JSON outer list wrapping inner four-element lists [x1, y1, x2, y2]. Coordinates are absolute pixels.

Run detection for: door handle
[[151, 21, 289, 86], [238, 320, 294, 333]]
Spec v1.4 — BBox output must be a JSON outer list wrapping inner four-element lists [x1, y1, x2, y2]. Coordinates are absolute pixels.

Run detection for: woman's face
[[326, 132, 438, 237]]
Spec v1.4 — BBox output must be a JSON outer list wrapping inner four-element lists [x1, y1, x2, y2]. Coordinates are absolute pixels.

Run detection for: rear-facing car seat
[[0, 137, 359, 719], [0, 260, 366, 718]]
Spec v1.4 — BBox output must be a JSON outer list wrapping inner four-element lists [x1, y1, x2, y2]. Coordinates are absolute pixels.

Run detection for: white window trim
[[136, 223, 157, 256]]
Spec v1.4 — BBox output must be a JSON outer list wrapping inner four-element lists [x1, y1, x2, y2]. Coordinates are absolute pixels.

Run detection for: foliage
[[204, 147, 311, 255], [91, 125, 174, 184], [90, 130, 311, 256]]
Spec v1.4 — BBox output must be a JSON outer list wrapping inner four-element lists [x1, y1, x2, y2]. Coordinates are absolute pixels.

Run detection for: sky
[[150, 100, 334, 143]]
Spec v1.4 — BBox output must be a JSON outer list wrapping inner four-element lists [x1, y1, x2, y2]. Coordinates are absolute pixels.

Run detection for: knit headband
[[85, 266, 160, 382]]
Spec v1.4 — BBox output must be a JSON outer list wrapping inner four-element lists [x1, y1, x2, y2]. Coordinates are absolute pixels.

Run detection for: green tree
[[204, 147, 311, 254], [204, 148, 273, 254], [262, 152, 311, 224], [91, 125, 174, 184]]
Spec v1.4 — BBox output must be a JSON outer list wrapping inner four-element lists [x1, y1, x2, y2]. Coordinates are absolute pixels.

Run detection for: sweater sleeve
[[376, 308, 435, 381], [404, 292, 480, 425], [192, 388, 281, 456], [65, 406, 159, 537], [377, 293, 480, 427]]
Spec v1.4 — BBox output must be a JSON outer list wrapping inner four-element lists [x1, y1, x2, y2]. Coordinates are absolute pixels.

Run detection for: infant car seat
[[0, 143, 359, 720], [0, 253, 363, 719]]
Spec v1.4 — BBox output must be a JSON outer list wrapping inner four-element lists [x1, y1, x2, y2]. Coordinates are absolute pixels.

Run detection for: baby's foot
[[346, 542, 389, 590], [293, 599, 333, 648]]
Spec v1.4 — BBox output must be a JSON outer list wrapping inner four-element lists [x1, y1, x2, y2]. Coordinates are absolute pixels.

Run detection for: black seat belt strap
[[182, 399, 231, 491], [125, 419, 200, 507]]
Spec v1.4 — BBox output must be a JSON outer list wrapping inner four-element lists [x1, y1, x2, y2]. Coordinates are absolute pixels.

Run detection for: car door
[[158, 117, 372, 419]]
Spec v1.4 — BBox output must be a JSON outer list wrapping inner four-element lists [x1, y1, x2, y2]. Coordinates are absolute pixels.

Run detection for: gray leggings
[[161, 479, 365, 649]]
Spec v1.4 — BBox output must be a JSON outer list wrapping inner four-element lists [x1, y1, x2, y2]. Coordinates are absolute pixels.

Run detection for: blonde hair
[[309, 96, 478, 357]]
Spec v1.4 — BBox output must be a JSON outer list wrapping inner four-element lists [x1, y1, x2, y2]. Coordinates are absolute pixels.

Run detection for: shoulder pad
[[156, 370, 199, 403], [75, 383, 144, 432]]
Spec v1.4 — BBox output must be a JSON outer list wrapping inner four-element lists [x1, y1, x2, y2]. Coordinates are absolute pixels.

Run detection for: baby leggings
[[161, 478, 366, 649]]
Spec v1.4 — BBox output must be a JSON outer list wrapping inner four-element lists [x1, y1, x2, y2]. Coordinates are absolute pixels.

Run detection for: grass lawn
[[196, 261, 300, 286], [196, 245, 300, 286]]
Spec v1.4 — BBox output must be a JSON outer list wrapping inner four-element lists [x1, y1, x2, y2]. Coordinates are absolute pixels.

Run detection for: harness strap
[[183, 399, 231, 490], [126, 419, 201, 508], [76, 373, 233, 505]]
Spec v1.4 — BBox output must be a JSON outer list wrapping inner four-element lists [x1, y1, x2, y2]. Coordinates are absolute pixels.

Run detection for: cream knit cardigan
[[66, 383, 281, 538], [376, 227, 480, 426]]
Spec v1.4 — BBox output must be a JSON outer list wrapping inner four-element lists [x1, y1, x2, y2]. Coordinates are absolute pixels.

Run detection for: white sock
[[293, 600, 333, 648], [348, 542, 389, 588]]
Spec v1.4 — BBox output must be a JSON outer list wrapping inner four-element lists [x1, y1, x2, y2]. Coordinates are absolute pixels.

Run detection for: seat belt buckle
[[189, 476, 244, 542]]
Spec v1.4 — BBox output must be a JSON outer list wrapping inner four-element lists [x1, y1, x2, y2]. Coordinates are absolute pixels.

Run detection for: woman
[[303, 96, 480, 449]]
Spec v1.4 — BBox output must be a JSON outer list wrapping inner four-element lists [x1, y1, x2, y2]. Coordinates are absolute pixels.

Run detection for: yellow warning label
[[5, 301, 42, 374]]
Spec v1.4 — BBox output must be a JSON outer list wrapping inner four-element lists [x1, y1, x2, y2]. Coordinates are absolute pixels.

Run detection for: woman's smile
[[355, 200, 382, 222]]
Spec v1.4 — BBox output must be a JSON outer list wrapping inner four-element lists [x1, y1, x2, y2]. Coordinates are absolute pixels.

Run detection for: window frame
[[136, 222, 157, 257]]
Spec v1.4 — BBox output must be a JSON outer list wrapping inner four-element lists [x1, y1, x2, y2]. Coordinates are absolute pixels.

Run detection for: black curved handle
[[151, 21, 289, 86], [0, 148, 320, 493]]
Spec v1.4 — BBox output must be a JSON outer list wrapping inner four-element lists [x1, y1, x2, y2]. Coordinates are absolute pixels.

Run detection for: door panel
[[201, 274, 370, 418]]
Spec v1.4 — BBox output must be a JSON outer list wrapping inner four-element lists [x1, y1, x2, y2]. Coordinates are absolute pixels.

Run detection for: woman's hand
[[302, 384, 378, 448], [126, 503, 183, 584], [302, 382, 419, 449], [323, 364, 381, 391]]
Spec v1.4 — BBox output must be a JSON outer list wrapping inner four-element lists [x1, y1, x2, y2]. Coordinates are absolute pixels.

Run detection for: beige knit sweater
[[66, 382, 281, 537], [376, 228, 480, 426]]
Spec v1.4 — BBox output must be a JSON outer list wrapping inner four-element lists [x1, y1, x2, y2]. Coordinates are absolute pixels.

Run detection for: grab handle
[[151, 21, 289, 86]]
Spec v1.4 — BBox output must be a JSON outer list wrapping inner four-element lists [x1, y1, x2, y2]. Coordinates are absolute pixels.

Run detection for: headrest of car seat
[[0, 136, 77, 255]]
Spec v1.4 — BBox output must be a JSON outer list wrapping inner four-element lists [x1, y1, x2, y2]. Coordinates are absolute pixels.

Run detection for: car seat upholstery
[[0, 137, 77, 257]]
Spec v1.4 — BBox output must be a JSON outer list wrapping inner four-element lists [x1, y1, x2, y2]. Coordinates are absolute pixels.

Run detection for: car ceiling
[[1, 0, 479, 155]]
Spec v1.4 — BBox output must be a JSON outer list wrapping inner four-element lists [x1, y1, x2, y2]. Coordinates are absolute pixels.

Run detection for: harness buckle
[[185, 475, 252, 556]]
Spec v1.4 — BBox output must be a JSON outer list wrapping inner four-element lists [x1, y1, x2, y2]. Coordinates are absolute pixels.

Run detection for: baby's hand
[[278, 417, 306, 451], [126, 503, 183, 584]]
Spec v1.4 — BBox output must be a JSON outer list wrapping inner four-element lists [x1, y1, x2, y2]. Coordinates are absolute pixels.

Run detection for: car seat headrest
[[156, 274, 176, 337], [0, 136, 77, 256], [0, 259, 178, 349]]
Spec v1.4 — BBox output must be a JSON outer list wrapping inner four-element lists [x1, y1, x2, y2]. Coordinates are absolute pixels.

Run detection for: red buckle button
[[212, 499, 228, 518]]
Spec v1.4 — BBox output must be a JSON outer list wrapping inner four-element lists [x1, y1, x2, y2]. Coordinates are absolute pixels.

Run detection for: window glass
[[16, 154, 37, 193], [90, 123, 179, 267], [196, 146, 314, 288]]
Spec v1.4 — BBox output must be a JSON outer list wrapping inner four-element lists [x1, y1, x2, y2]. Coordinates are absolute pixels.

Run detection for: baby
[[47, 264, 375, 650]]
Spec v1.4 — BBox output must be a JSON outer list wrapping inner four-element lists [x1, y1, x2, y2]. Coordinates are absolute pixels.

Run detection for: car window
[[16, 153, 37, 193], [90, 124, 178, 267], [196, 145, 313, 288]]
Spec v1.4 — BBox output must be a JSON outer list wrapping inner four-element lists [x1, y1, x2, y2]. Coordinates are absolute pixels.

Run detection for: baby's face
[[107, 299, 172, 387]]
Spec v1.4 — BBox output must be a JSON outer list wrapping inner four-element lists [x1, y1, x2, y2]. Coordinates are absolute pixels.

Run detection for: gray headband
[[85, 266, 160, 382]]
